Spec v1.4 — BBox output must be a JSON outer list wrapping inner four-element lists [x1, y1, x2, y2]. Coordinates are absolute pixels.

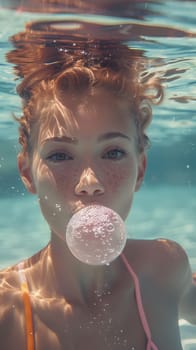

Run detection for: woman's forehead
[[28, 85, 137, 149]]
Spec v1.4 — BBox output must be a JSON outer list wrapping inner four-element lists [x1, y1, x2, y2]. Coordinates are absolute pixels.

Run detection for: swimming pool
[[0, 1, 196, 348]]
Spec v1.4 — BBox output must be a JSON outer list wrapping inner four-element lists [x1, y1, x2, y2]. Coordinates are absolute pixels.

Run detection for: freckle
[[109, 173, 125, 187]]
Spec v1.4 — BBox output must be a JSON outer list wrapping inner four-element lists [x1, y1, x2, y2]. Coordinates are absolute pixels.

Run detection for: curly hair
[[7, 22, 163, 154]]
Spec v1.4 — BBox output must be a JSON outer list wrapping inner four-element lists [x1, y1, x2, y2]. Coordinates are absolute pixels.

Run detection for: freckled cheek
[[32, 161, 54, 192], [31, 160, 75, 199], [101, 164, 133, 191], [49, 164, 81, 192]]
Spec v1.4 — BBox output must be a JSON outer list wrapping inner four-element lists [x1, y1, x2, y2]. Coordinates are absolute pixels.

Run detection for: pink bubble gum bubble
[[66, 205, 127, 265]]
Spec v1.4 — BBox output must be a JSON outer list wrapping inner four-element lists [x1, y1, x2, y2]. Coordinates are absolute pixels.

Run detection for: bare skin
[[0, 90, 196, 349], [0, 238, 195, 350]]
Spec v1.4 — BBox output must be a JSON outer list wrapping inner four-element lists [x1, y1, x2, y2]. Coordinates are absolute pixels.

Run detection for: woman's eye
[[47, 152, 73, 162], [103, 149, 126, 160]]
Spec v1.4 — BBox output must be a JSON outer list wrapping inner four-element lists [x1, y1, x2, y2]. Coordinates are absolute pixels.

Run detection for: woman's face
[[18, 90, 146, 240]]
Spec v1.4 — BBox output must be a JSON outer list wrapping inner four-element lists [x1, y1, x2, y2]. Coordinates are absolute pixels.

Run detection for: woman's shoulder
[[0, 267, 21, 334], [0, 264, 26, 348], [0, 263, 24, 322], [0, 252, 41, 298], [126, 237, 189, 264], [0, 261, 22, 287], [125, 238, 191, 295]]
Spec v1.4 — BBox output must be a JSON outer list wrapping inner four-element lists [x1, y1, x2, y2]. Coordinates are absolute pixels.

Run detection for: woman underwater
[[0, 21, 196, 350]]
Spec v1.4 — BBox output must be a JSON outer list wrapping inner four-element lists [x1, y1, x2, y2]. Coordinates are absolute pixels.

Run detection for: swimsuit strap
[[18, 262, 35, 350], [121, 253, 158, 350], [17, 255, 157, 350]]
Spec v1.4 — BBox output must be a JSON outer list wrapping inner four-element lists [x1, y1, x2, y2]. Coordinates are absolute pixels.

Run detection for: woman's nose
[[75, 168, 104, 196]]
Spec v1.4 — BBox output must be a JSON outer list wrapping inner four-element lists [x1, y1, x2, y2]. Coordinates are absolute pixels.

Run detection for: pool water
[[0, 1, 196, 348]]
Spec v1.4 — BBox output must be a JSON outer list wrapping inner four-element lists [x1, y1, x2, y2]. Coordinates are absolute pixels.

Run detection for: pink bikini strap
[[121, 253, 158, 350]]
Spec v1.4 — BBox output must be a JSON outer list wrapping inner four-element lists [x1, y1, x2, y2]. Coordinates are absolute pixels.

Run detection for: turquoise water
[[0, 1, 196, 348]]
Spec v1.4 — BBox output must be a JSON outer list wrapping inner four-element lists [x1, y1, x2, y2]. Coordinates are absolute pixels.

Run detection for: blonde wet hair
[[7, 33, 163, 154]]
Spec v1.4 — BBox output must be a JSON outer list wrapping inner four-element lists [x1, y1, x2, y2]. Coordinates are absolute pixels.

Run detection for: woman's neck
[[44, 233, 122, 304]]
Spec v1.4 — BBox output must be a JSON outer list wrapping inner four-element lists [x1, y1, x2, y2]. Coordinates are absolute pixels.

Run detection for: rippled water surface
[[0, 1, 196, 348]]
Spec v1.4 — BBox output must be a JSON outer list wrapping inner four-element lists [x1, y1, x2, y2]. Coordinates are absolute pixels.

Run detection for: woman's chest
[[31, 291, 183, 350], [34, 301, 145, 350]]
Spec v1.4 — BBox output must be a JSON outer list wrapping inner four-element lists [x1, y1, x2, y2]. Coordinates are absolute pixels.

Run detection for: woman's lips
[[71, 200, 106, 215]]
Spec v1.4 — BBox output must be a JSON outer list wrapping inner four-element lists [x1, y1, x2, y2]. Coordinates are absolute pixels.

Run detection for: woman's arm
[[179, 269, 196, 324], [156, 239, 196, 325]]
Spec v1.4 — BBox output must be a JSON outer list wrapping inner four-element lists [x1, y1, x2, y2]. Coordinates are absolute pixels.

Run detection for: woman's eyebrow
[[42, 132, 131, 145], [98, 132, 132, 142], [42, 136, 78, 144]]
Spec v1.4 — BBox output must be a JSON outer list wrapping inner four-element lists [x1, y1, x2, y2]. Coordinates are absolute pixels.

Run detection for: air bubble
[[65, 205, 127, 265]]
